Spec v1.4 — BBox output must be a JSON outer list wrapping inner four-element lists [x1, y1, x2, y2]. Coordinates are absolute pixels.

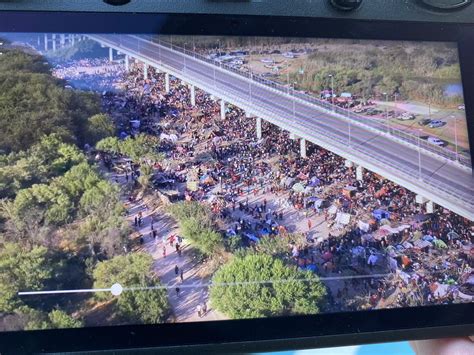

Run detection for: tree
[[95, 136, 121, 155], [169, 201, 224, 256], [0, 243, 53, 312], [85, 114, 115, 146], [25, 309, 83, 330], [210, 254, 326, 319], [0, 50, 100, 152], [93, 253, 169, 324], [0, 135, 86, 198], [96, 134, 162, 164]]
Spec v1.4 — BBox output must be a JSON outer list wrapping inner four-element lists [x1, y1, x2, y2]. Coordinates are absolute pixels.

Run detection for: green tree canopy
[[0, 50, 100, 153], [210, 254, 326, 319], [169, 201, 224, 256], [24, 309, 83, 330], [96, 134, 162, 163], [0, 135, 86, 198], [0, 243, 53, 312], [85, 114, 115, 146], [93, 253, 169, 324]]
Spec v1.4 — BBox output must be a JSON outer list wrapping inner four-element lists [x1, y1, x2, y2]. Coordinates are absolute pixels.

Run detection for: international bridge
[[41, 34, 474, 221]]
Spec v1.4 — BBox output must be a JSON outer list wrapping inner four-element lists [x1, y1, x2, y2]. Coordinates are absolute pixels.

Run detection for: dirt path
[[108, 168, 226, 322]]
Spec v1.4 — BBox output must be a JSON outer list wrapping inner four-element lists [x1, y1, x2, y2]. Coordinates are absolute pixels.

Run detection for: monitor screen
[[0, 33, 472, 332]]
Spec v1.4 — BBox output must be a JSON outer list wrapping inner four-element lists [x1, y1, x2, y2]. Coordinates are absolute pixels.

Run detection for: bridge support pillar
[[356, 165, 364, 181], [109, 47, 114, 62], [220, 100, 226, 119], [165, 73, 170, 93], [300, 138, 307, 158], [124, 55, 130, 71], [426, 201, 435, 214], [415, 195, 428, 204], [256, 117, 262, 139], [143, 64, 148, 80], [44, 34, 48, 51], [52, 34, 56, 51], [344, 160, 354, 168], [190, 85, 196, 106], [60, 34, 65, 48]]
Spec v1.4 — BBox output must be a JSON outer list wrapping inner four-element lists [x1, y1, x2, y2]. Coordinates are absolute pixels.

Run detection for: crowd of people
[[93, 56, 473, 313], [53, 58, 124, 92]]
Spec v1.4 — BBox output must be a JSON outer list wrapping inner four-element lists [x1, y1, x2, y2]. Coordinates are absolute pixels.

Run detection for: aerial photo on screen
[[0, 33, 472, 331]]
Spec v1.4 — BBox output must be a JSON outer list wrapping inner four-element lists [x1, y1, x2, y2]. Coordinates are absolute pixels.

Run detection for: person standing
[[196, 304, 202, 318], [162, 245, 167, 258], [307, 219, 312, 231], [175, 287, 180, 297], [175, 265, 179, 275], [134, 216, 138, 227], [202, 302, 207, 316], [180, 269, 184, 282]]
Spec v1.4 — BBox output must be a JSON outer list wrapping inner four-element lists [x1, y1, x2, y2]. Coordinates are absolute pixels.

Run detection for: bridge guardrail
[[91, 34, 474, 211], [139, 34, 471, 168]]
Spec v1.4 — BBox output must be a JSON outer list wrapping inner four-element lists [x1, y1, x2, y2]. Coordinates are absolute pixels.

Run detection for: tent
[[130, 119, 141, 128], [358, 220, 370, 232], [309, 177, 321, 187], [335, 212, 351, 225], [433, 239, 448, 249], [328, 205, 338, 215], [342, 186, 357, 198], [447, 231, 461, 240], [281, 176, 295, 187], [244, 233, 259, 243], [379, 224, 410, 235], [351, 246, 366, 258], [414, 239, 432, 249], [322, 251, 333, 261], [292, 183, 305, 193], [372, 209, 391, 221], [304, 186, 314, 194], [414, 213, 431, 222], [361, 234, 374, 242], [297, 172, 309, 180]]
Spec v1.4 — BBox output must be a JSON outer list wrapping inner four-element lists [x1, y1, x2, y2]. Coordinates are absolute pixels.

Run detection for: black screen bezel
[[0, 11, 473, 354]]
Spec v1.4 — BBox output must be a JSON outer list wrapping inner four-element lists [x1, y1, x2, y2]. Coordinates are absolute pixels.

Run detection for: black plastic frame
[[0, 11, 473, 354]]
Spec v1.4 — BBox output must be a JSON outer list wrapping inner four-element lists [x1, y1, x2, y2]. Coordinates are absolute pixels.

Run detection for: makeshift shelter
[[361, 234, 374, 242], [297, 172, 309, 180], [433, 239, 448, 249], [372, 209, 391, 221], [358, 220, 370, 232], [335, 212, 351, 225], [328, 205, 338, 215], [129, 119, 141, 128], [292, 182, 305, 193], [342, 186, 357, 198], [308, 177, 321, 187]]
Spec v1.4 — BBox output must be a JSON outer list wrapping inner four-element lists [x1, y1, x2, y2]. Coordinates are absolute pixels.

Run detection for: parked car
[[427, 137, 447, 146], [458, 104, 465, 110], [418, 118, 432, 126], [397, 112, 416, 120], [428, 120, 446, 128]]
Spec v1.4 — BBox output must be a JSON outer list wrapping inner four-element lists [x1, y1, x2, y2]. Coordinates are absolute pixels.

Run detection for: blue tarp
[[372, 209, 391, 220]]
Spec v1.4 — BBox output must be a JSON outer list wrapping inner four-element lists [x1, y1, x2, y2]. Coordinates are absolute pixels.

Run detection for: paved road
[[90, 34, 474, 220]]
